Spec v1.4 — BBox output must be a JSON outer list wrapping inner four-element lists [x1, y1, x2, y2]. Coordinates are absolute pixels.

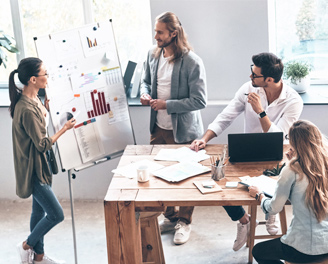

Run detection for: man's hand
[[286, 148, 295, 160], [249, 186, 261, 198], [247, 92, 263, 114], [190, 139, 206, 152], [140, 93, 152, 105], [150, 99, 167, 111]]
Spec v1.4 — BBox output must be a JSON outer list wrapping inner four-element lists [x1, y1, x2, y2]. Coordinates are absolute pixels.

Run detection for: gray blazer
[[140, 47, 207, 143]]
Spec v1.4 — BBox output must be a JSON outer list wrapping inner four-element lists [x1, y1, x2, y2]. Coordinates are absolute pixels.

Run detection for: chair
[[247, 204, 288, 264]]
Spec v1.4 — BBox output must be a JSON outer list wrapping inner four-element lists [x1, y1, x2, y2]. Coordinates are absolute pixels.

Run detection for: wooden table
[[104, 144, 289, 264]]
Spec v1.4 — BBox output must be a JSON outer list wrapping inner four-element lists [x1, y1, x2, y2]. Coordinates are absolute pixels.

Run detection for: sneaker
[[159, 218, 178, 233], [266, 214, 279, 235], [233, 219, 259, 251], [16, 242, 34, 264], [34, 255, 66, 264], [173, 220, 191, 245]]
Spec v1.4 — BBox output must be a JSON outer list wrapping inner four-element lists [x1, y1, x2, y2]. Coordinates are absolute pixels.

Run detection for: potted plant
[[0, 29, 19, 68], [284, 60, 312, 93]]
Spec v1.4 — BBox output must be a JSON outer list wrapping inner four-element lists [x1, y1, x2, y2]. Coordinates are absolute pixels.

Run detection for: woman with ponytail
[[9, 57, 76, 264], [249, 120, 328, 263]]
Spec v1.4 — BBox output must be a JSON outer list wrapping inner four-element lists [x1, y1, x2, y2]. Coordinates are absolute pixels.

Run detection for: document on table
[[112, 159, 164, 179], [154, 147, 210, 163], [153, 162, 211, 182], [239, 175, 278, 197]]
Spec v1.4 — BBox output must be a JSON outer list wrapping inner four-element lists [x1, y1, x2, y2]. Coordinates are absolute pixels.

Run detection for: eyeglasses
[[36, 73, 49, 78], [250, 65, 264, 79], [285, 134, 289, 140]]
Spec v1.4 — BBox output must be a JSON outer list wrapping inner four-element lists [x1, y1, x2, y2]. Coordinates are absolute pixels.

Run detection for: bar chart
[[85, 89, 111, 118]]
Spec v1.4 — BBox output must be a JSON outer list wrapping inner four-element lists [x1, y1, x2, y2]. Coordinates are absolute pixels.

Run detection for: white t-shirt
[[156, 52, 174, 130]]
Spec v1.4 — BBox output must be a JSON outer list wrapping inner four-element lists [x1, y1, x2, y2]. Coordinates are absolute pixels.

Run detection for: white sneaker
[[159, 218, 177, 233], [266, 214, 279, 235], [173, 220, 191, 245], [233, 219, 259, 251], [34, 255, 66, 264], [16, 242, 33, 264]]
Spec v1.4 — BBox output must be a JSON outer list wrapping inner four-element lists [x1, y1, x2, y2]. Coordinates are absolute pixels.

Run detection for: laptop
[[228, 132, 283, 162]]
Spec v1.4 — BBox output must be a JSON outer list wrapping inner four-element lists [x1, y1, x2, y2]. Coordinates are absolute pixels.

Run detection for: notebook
[[228, 132, 283, 162]]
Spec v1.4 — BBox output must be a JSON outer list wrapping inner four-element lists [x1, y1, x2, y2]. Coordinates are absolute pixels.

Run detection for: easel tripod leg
[[68, 169, 78, 264]]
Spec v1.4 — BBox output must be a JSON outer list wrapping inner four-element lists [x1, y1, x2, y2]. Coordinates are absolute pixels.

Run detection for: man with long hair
[[140, 11, 207, 245], [190, 53, 303, 251]]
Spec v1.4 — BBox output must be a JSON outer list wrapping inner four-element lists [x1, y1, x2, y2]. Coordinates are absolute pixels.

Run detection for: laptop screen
[[228, 132, 283, 162]]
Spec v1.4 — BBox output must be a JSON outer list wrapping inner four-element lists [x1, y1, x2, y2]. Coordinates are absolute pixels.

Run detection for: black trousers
[[253, 237, 328, 264]]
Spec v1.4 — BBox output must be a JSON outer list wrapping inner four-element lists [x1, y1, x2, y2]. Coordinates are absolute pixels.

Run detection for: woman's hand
[[249, 186, 261, 198], [64, 118, 76, 130]]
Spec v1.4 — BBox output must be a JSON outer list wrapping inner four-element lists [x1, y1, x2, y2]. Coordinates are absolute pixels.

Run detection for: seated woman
[[249, 120, 328, 264]]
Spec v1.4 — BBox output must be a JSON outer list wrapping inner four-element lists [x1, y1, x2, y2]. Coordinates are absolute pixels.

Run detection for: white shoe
[[266, 214, 279, 235], [16, 242, 33, 264], [173, 220, 191, 245], [34, 255, 66, 264], [233, 219, 259, 251], [159, 218, 177, 233]]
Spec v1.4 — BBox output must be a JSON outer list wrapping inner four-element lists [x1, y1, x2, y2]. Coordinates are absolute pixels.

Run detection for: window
[[92, 0, 152, 72], [0, 0, 17, 83], [274, 0, 328, 83], [1, 0, 151, 87]]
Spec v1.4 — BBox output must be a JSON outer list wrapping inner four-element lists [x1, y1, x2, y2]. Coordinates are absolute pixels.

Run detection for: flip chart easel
[[34, 20, 136, 263]]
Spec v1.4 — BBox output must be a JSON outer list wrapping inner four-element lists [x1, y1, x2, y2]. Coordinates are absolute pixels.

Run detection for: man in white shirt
[[140, 12, 207, 245], [190, 52, 303, 251]]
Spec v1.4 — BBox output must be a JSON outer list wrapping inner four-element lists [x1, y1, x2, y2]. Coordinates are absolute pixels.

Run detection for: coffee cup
[[137, 165, 150, 183]]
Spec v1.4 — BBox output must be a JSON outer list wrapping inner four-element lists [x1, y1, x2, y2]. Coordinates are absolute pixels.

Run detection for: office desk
[[104, 144, 289, 264]]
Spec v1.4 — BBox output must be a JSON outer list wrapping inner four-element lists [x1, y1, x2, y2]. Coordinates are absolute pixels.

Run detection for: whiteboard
[[34, 21, 135, 171]]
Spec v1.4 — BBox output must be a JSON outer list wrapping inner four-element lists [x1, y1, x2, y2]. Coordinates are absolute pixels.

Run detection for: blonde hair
[[289, 120, 328, 222], [153, 12, 193, 62]]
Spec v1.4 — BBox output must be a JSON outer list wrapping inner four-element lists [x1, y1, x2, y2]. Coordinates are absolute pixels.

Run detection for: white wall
[[150, 0, 270, 100]]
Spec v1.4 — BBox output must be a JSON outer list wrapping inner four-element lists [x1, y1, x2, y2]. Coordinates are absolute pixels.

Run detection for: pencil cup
[[211, 164, 225, 181], [137, 165, 150, 183]]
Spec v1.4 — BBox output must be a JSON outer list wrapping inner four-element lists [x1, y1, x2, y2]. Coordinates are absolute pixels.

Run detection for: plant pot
[[288, 76, 310, 94]]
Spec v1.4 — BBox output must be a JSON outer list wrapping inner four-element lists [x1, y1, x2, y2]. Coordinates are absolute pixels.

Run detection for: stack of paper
[[154, 147, 209, 163]]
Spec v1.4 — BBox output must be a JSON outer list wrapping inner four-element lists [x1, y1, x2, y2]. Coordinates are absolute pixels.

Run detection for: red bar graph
[[87, 90, 111, 118]]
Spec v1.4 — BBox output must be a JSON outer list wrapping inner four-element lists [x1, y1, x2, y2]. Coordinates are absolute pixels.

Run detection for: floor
[[0, 199, 292, 264]]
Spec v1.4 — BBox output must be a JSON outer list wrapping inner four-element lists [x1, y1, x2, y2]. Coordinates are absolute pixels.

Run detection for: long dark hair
[[8, 57, 42, 118]]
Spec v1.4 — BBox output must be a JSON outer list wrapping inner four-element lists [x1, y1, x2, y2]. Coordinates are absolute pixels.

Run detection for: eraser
[[225, 182, 239, 188]]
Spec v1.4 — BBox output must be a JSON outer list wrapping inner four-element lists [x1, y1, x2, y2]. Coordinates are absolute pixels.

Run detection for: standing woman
[[9, 57, 76, 264], [249, 120, 328, 264]]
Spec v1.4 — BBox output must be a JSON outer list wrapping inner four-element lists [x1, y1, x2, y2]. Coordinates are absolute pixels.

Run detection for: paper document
[[239, 175, 278, 197], [154, 147, 210, 163], [112, 159, 164, 179], [153, 162, 210, 182]]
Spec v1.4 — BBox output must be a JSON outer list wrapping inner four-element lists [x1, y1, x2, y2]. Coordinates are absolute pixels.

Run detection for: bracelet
[[255, 192, 264, 201]]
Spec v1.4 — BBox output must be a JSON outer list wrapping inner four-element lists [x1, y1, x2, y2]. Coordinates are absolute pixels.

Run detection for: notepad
[[194, 180, 222, 194], [239, 175, 278, 197]]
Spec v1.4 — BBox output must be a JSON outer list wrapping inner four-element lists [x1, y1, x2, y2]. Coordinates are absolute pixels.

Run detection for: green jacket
[[12, 95, 53, 198]]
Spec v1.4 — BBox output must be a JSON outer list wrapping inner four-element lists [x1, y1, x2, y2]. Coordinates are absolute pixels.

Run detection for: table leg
[[248, 205, 257, 264], [104, 200, 142, 264]]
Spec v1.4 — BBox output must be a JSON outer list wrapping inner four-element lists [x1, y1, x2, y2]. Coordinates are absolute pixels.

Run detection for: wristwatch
[[258, 111, 266, 119], [255, 192, 264, 201]]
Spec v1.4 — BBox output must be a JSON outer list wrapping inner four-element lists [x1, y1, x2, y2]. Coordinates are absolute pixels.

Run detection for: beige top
[[12, 95, 53, 198]]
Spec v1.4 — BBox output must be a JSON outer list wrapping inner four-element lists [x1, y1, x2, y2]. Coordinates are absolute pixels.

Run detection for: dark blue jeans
[[253, 237, 328, 264], [223, 206, 246, 221], [26, 178, 64, 254]]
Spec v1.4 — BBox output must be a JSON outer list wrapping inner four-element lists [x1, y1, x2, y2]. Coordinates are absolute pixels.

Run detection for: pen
[[244, 93, 249, 96]]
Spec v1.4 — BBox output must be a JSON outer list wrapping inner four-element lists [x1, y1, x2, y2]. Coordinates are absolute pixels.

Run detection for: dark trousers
[[224, 206, 246, 221], [253, 237, 328, 264], [151, 124, 194, 224]]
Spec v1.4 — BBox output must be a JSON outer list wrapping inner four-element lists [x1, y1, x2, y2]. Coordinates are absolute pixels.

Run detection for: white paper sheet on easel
[[154, 147, 210, 163]]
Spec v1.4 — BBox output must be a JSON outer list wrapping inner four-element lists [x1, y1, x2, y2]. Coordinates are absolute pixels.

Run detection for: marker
[[244, 93, 249, 96]]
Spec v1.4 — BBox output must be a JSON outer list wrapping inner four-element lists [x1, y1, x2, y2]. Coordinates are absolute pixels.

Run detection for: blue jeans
[[26, 178, 64, 254]]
